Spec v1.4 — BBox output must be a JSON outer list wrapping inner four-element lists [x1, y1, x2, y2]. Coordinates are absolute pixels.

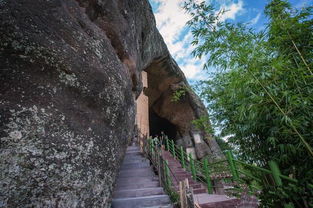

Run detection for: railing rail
[[160, 137, 311, 208], [138, 135, 195, 208]]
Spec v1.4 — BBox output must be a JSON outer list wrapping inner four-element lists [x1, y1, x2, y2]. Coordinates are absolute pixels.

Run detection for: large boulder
[[0, 0, 222, 207]]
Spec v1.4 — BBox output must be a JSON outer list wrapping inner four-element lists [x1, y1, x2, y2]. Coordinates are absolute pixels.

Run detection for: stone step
[[126, 146, 140, 150], [117, 177, 158, 185], [125, 151, 142, 155], [124, 154, 142, 158], [168, 161, 181, 164], [193, 188, 207, 194], [120, 163, 151, 170], [194, 193, 239, 208], [123, 154, 145, 158], [172, 180, 198, 186], [172, 172, 192, 176], [174, 175, 193, 180], [145, 205, 173, 208], [119, 167, 154, 174], [172, 170, 191, 174], [174, 176, 193, 181], [122, 159, 150, 164], [118, 170, 155, 178], [116, 175, 158, 182], [116, 181, 160, 190], [173, 183, 201, 190], [122, 159, 148, 163], [122, 159, 147, 163], [168, 164, 181, 167], [126, 150, 141, 152], [121, 160, 150, 165], [123, 155, 145, 159], [111, 194, 171, 208], [174, 174, 192, 179], [113, 187, 165, 198]]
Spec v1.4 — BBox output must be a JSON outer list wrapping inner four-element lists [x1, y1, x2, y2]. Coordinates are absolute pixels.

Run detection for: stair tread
[[116, 181, 159, 189], [112, 194, 169, 201], [194, 193, 237, 204], [145, 205, 172, 208], [113, 187, 165, 198], [114, 187, 164, 193], [119, 169, 154, 173], [112, 195, 171, 208]]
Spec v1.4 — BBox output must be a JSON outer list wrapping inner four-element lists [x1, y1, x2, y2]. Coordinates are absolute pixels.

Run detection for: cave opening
[[135, 59, 181, 142], [149, 109, 177, 140]]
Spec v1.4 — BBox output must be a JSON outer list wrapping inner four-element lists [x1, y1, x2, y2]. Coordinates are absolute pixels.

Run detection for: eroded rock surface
[[145, 58, 223, 160], [0, 0, 222, 207]]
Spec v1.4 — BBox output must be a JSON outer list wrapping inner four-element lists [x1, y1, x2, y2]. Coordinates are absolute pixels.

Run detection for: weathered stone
[[145, 59, 223, 160], [0, 0, 222, 207]]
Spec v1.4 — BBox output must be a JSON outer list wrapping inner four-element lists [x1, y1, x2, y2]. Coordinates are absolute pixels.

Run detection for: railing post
[[151, 138, 155, 154], [165, 160, 171, 187], [189, 153, 196, 180], [148, 139, 152, 155], [269, 160, 282, 186], [269, 161, 295, 208], [157, 152, 162, 185], [180, 146, 186, 169], [203, 158, 213, 194], [171, 140, 176, 159], [226, 151, 239, 181], [169, 140, 173, 155]]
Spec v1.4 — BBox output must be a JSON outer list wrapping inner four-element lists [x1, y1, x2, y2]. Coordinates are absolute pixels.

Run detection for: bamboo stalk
[[288, 32, 313, 75], [248, 69, 313, 157]]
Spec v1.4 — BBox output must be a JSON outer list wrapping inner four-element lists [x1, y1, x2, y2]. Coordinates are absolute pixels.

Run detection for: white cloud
[[153, 0, 203, 79], [219, 0, 244, 22], [180, 58, 208, 80], [151, 0, 245, 80], [154, 0, 191, 54], [250, 12, 261, 25], [181, 61, 201, 79]]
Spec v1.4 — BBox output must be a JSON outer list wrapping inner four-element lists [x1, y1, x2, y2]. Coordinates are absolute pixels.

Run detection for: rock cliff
[[0, 0, 222, 207]]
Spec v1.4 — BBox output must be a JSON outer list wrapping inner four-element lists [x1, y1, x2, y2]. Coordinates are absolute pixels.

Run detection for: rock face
[[145, 58, 223, 160], [0, 0, 222, 207]]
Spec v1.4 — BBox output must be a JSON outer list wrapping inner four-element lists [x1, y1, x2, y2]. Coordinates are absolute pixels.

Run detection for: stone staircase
[[162, 150, 240, 208], [112, 145, 172, 208]]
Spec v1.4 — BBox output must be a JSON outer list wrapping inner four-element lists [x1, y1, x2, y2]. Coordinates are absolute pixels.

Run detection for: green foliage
[[191, 115, 213, 134], [164, 184, 180, 205], [171, 86, 188, 102], [215, 137, 232, 152], [184, 0, 313, 206]]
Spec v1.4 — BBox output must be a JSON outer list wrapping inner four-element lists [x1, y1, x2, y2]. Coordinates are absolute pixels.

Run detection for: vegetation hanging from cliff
[[184, 0, 313, 207]]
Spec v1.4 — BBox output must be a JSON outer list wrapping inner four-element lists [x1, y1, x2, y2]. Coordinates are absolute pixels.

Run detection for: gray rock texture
[[0, 0, 222, 207]]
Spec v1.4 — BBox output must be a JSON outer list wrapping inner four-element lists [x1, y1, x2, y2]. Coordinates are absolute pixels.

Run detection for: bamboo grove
[[184, 0, 313, 207]]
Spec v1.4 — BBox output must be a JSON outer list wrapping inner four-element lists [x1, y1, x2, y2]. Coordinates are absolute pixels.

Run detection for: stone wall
[[136, 72, 149, 137]]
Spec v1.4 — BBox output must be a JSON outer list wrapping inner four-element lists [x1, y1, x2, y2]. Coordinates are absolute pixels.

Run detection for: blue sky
[[148, 0, 312, 82]]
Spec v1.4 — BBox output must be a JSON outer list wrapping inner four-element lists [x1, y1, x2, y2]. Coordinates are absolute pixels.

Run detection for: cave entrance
[[149, 109, 177, 140], [135, 59, 179, 142]]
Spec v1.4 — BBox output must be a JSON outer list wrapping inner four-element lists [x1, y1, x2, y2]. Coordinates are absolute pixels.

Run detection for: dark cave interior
[[149, 109, 177, 140]]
